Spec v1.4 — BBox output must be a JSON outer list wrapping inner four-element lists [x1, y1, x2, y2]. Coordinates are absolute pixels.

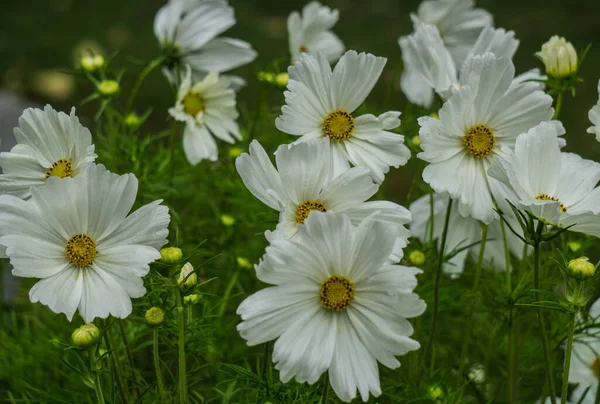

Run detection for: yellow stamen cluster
[[65, 233, 97, 268], [535, 193, 567, 213], [182, 92, 205, 117], [323, 110, 354, 141], [319, 275, 355, 312], [593, 357, 600, 378], [299, 45, 308, 53], [46, 158, 73, 179], [463, 124, 495, 158], [295, 200, 327, 224]]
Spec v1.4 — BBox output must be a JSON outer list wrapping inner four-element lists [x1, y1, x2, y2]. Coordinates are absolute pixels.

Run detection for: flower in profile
[[287, 1, 344, 63], [236, 139, 411, 262], [276, 51, 410, 183], [0, 164, 170, 322], [169, 66, 241, 165], [409, 193, 526, 275], [587, 79, 600, 142], [489, 122, 600, 237], [418, 53, 559, 224], [536, 36, 578, 79], [0, 105, 97, 199], [237, 212, 426, 402], [154, 0, 257, 86]]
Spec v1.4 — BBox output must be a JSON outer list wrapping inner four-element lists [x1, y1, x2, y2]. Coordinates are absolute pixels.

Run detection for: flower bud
[[184, 294, 202, 304], [160, 247, 183, 264], [71, 324, 100, 348], [145, 306, 165, 327], [178, 262, 197, 288], [97, 80, 119, 96], [229, 147, 243, 159], [220, 214, 235, 226], [124, 113, 141, 128], [258, 71, 275, 83], [536, 36, 578, 79], [428, 385, 443, 399], [568, 257, 596, 278], [275, 72, 289, 87], [567, 240, 582, 252], [409, 250, 425, 266], [80, 54, 104, 72], [236, 256, 252, 269], [411, 135, 422, 148]]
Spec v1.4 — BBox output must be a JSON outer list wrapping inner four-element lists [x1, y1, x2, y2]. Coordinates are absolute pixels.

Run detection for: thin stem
[[125, 57, 165, 112], [595, 375, 600, 404], [456, 224, 488, 387], [218, 270, 240, 317], [89, 348, 106, 404], [425, 198, 453, 371], [561, 312, 576, 404], [153, 329, 169, 403], [428, 192, 435, 243], [118, 319, 139, 396], [321, 373, 329, 404], [104, 325, 129, 403], [176, 288, 188, 403], [535, 242, 558, 404], [554, 91, 564, 120], [501, 219, 517, 403], [262, 341, 271, 398]]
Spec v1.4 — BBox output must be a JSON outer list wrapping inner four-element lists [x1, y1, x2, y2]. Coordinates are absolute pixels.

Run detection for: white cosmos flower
[[0, 105, 96, 199], [0, 164, 170, 322], [288, 1, 344, 64], [399, 24, 519, 106], [169, 66, 240, 165], [237, 211, 426, 402], [489, 121, 600, 237], [235, 138, 411, 262], [275, 51, 410, 183], [154, 0, 257, 86], [587, 79, 600, 142], [409, 192, 526, 275], [418, 52, 560, 224]]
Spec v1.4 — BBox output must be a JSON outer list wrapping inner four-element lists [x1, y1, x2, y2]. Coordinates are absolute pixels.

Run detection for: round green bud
[[409, 250, 426, 266], [160, 247, 183, 264], [236, 256, 252, 269], [568, 257, 596, 278], [184, 294, 202, 304], [145, 306, 165, 327], [428, 385, 443, 399], [229, 147, 243, 159], [220, 214, 235, 226], [80, 55, 97, 72], [567, 240, 582, 252], [275, 72, 289, 87], [71, 324, 100, 348], [97, 80, 119, 96], [178, 262, 197, 288], [411, 135, 422, 147], [124, 113, 141, 128]]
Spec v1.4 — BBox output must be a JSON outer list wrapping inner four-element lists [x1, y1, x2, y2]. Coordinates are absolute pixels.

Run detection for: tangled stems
[[561, 312, 576, 404], [425, 198, 453, 371], [153, 328, 168, 403], [89, 348, 106, 404], [176, 287, 189, 403]]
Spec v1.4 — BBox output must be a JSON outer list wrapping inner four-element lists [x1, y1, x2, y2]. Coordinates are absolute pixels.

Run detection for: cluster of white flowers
[[0, 106, 170, 322]]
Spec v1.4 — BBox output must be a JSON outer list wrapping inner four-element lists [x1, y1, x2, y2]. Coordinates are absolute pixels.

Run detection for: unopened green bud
[[275, 72, 289, 87], [178, 262, 197, 288], [568, 257, 596, 278], [97, 80, 119, 96], [220, 214, 235, 226], [229, 147, 243, 158], [124, 112, 141, 128], [71, 324, 100, 348], [145, 306, 165, 326], [81, 54, 104, 72], [567, 240, 582, 252], [411, 135, 421, 147], [409, 250, 425, 266], [160, 247, 183, 264], [184, 294, 202, 304], [428, 385, 443, 399], [237, 256, 252, 269], [536, 36, 578, 79], [258, 71, 275, 83]]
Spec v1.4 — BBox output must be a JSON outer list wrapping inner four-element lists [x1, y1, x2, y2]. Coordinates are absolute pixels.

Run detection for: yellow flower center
[[319, 275, 355, 312], [46, 158, 73, 179], [323, 110, 354, 141], [295, 200, 327, 224], [593, 357, 600, 379], [182, 92, 205, 117], [65, 233, 97, 268], [536, 193, 567, 213], [299, 45, 308, 53], [464, 124, 495, 158]]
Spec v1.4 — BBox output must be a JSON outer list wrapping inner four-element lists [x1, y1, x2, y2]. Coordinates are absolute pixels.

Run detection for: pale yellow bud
[[275, 72, 289, 87], [428, 385, 443, 399], [236, 256, 252, 269], [97, 80, 119, 96], [145, 306, 165, 327], [80, 55, 97, 72], [411, 135, 422, 147], [92, 55, 105, 69], [567, 241, 582, 252], [184, 294, 202, 304], [536, 36, 578, 78], [160, 247, 183, 264], [568, 257, 596, 278], [229, 147, 243, 158], [124, 113, 141, 128], [409, 250, 425, 266], [220, 214, 235, 226], [71, 324, 100, 348], [178, 262, 197, 288]]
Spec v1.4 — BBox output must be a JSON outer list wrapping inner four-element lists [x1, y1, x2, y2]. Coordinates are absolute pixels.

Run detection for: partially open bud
[[71, 324, 100, 348], [145, 306, 165, 327], [97, 80, 119, 96], [409, 250, 425, 266], [178, 262, 197, 288], [536, 36, 578, 79], [160, 247, 183, 264], [568, 257, 596, 278], [184, 294, 202, 305]]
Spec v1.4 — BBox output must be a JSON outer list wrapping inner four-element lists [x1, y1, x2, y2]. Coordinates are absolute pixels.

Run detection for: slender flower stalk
[[118, 320, 139, 396], [554, 92, 564, 120], [321, 373, 329, 404], [89, 348, 106, 404], [561, 312, 576, 404], [501, 219, 517, 404], [426, 198, 453, 370], [103, 325, 130, 403], [176, 287, 188, 403], [126, 57, 165, 112], [153, 329, 168, 403]]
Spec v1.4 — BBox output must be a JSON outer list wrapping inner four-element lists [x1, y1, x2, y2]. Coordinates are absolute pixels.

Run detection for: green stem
[[456, 224, 488, 387], [125, 57, 165, 112], [595, 375, 600, 404], [561, 312, 576, 404], [425, 198, 453, 371], [554, 91, 564, 120], [118, 319, 139, 396], [218, 270, 240, 317], [153, 329, 169, 403], [262, 341, 271, 398], [176, 288, 188, 403], [89, 348, 106, 404], [501, 219, 517, 403], [535, 242, 558, 404], [321, 373, 329, 404], [104, 325, 129, 403], [428, 192, 435, 244]]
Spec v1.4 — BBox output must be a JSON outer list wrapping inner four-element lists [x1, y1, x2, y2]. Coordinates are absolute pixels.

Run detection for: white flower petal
[[29, 265, 83, 321], [183, 124, 218, 164]]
